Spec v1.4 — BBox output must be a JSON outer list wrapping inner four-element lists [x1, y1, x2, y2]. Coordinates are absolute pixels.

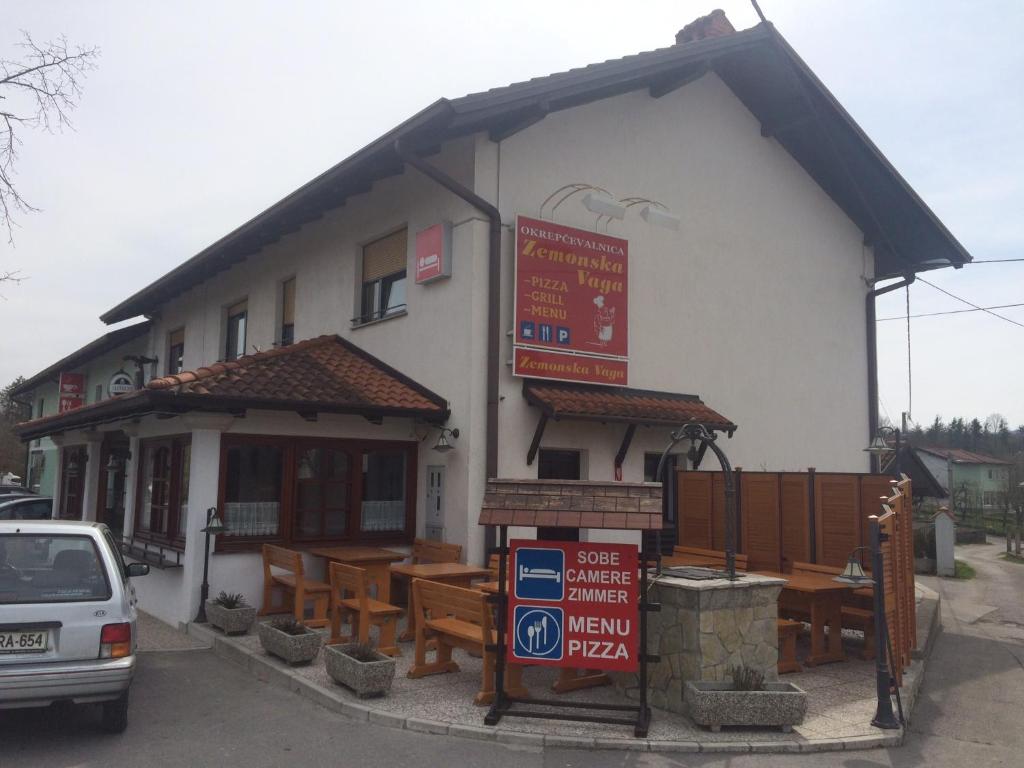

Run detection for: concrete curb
[[182, 594, 941, 754]]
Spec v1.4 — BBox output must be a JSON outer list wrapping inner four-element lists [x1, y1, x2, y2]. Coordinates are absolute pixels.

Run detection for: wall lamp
[[433, 427, 460, 453], [598, 197, 680, 231], [539, 183, 626, 220]]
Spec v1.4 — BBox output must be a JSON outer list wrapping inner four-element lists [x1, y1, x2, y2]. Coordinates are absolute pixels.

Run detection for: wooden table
[[391, 562, 492, 642], [756, 570, 855, 666], [309, 546, 406, 603]]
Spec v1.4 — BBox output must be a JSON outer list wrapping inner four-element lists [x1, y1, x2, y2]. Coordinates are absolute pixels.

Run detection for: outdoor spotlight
[[582, 192, 626, 219], [433, 427, 460, 453], [640, 205, 680, 230]]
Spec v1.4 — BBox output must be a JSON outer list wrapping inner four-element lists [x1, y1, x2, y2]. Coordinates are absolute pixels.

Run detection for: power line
[[877, 302, 1024, 321], [968, 258, 1024, 264], [916, 277, 1024, 329]]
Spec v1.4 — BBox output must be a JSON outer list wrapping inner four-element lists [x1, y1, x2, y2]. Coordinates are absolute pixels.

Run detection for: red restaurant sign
[[507, 539, 639, 672], [414, 222, 452, 284], [58, 372, 86, 414], [513, 215, 628, 386]]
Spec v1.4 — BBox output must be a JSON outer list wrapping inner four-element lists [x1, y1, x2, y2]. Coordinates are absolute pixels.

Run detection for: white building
[[15, 13, 970, 626]]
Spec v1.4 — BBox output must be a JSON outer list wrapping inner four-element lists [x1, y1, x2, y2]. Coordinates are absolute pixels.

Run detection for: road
[[3, 540, 1023, 767]]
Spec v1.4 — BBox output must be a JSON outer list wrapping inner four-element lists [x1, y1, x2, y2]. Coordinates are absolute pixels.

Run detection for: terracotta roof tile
[[146, 335, 447, 414], [523, 381, 735, 432]]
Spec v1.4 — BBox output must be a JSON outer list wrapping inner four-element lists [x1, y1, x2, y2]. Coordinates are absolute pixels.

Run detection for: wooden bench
[[260, 544, 331, 628], [411, 538, 463, 564], [777, 619, 803, 674], [328, 562, 402, 656], [406, 578, 527, 705], [663, 546, 749, 572], [787, 562, 875, 659]]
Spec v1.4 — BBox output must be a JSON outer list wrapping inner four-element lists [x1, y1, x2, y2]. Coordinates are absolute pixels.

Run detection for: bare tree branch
[[0, 31, 99, 251]]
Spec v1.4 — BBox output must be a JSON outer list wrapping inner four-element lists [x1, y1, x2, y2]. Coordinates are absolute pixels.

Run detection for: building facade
[[15, 15, 970, 626]]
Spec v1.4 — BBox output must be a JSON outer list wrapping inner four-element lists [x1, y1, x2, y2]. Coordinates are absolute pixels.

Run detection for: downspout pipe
[[394, 139, 502, 559], [866, 274, 914, 472]]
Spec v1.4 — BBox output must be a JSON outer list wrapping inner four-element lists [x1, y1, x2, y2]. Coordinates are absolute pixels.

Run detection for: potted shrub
[[324, 642, 396, 698], [257, 616, 323, 665], [684, 665, 807, 732], [205, 591, 257, 635]]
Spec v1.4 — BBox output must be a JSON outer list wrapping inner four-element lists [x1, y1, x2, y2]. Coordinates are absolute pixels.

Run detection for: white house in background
[[15, 12, 970, 626]]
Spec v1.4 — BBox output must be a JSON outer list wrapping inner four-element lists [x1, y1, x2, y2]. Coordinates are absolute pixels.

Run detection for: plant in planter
[[324, 642, 396, 699], [684, 664, 807, 732], [205, 591, 257, 635], [257, 616, 323, 665]]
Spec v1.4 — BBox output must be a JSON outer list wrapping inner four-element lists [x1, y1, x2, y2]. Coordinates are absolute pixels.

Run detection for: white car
[[0, 520, 149, 732]]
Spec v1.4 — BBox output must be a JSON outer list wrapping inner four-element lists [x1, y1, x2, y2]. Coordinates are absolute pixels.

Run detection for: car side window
[[19, 501, 51, 520], [102, 528, 128, 583]]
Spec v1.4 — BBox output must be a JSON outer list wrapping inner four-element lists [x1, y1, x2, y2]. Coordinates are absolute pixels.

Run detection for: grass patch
[[999, 552, 1024, 565], [953, 559, 976, 580]]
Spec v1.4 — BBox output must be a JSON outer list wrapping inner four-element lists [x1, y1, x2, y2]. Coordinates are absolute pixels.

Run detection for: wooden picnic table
[[391, 562, 492, 642], [309, 546, 406, 603], [755, 569, 856, 666]]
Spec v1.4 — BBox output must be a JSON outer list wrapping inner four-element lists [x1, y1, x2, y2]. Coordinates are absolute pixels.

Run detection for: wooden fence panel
[[741, 473, 782, 571], [779, 474, 811, 570], [814, 474, 861, 568], [677, 472, 713, 549], [859, 475, 893, 554]]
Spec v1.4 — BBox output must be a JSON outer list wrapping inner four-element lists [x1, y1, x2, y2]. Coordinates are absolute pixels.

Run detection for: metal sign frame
[[482, 524, 660, 737]]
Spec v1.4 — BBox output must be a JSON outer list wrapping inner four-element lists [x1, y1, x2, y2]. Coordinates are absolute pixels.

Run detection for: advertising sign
[[512, 215, 628, 386], [512, 347, 627, 386], [108, 370, 135, 397], [414, 222, 452, 284], [507, 539, 638, 672], [58, 372, 86, 413]]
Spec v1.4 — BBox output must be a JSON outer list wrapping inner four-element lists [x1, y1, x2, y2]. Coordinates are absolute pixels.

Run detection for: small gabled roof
[[915, 446, 1012, 466], [101, 20, 970, 324], [523, 380, 736, 433], [11, 321, 152, 398], [15, 335, 448, 440]]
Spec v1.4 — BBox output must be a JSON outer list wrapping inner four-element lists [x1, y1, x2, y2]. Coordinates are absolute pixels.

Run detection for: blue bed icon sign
[[514, 547, 564, 601], [512, 606, 563, 661]]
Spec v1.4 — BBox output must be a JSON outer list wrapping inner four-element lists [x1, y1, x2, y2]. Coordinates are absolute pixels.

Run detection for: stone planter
[[324, 643, 395, 698], [205, 602, 257, 636], [684, 681, 807, 732], [257, 621, 323, 665]]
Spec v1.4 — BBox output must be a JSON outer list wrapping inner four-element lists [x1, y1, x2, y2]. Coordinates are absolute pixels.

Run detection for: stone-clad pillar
[[615, 573, 786, 715]]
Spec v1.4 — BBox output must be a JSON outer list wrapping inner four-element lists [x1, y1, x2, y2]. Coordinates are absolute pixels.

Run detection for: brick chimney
[[675, 9, 735, 45]]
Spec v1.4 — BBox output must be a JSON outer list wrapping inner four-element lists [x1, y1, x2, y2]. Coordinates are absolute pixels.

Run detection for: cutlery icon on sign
[[527, 624, 535, 653]]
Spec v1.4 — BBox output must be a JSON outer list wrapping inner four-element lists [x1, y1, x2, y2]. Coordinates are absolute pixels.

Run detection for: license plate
[[0, 630, 48, 654]]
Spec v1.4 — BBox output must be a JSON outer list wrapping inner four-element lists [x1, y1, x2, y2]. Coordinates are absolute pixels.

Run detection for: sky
[[1, 0, 1022, 429]]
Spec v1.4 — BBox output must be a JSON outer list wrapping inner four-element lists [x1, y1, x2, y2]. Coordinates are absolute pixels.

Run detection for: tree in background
[[1, 32, 99, 249], [0, 376, 29, 478]]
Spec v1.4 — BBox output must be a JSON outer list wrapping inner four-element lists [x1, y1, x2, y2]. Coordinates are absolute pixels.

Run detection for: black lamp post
[[655, 421, 737, 580], [194, 506, 226, 624], [834, 516, 902, 730]]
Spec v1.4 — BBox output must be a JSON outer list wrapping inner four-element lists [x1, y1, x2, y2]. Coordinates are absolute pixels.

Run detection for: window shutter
[[362, 229, 407, 282]]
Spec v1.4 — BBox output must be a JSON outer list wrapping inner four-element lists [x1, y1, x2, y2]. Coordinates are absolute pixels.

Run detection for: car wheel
[[100, 692, 129, 733]]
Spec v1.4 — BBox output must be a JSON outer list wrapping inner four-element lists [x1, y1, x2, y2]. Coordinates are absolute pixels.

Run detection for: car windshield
[[0, 534, 112, 604]]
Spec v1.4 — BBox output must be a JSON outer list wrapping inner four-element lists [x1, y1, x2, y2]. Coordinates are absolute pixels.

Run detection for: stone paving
[[183, 584, 939, 753]]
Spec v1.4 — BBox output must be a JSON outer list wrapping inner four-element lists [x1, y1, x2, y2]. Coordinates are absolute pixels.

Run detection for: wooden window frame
[[168, 328, 185, 375], [215, 434, 418, 553], [133, 436, 191, 550], [58, 446, 89, 521], [225, 300, 248, 362]]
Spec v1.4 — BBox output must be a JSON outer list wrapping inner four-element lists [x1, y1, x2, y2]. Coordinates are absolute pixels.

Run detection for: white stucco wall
[[491, 73, 872, 491]]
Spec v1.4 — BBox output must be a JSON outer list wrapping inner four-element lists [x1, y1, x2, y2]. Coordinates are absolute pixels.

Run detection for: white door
[[425, 466, 444, 540]]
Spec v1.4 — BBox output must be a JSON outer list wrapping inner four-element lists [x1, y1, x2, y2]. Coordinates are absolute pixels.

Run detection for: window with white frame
[[358, 229, 407, 324]]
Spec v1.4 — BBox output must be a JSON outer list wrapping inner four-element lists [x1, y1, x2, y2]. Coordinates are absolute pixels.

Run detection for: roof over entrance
[[100, 20, 970, 324], [15, 335, 449, 440], [523, 380, 736, 433]]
